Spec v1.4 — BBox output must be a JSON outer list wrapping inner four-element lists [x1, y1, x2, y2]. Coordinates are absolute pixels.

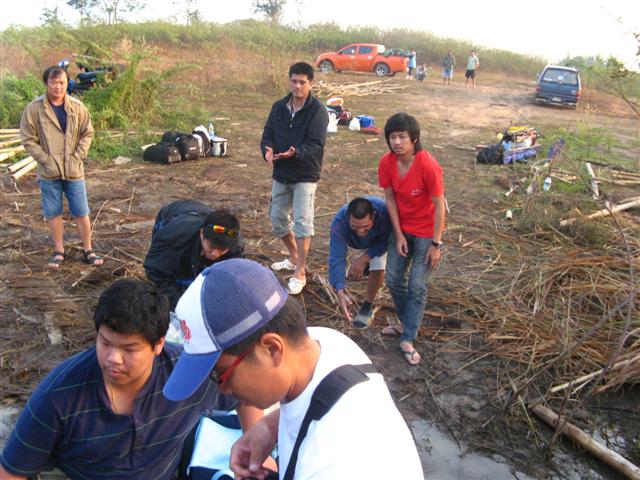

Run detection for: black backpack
[[143, 142, 182, 164], [176, 135, 201, 161], [161, 131, 188, 144], [476, 144, 502, 164], [282, 363, 376, 480]]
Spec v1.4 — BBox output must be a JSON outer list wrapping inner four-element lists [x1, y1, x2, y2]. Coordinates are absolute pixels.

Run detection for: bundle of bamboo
[[0, 130, 36, 183]]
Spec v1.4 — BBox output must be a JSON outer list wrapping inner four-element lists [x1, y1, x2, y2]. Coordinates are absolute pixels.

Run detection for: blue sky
[[2, 0, 639, 68]]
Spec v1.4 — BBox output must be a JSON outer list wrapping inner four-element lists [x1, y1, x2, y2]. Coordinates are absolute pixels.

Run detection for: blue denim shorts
[[269, 180, 317, 238], [39, 179, 91, 219]]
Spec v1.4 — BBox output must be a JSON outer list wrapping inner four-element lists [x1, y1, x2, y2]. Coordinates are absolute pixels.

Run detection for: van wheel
[[319, 61, 334, 73], [374, 63, 390, 77]]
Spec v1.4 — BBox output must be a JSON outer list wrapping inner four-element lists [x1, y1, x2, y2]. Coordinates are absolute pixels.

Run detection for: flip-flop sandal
[[48, 251, 65, 269], [399, 344, 421, 366], [381, 324, 403, 336], [83, 250, 104, 266]]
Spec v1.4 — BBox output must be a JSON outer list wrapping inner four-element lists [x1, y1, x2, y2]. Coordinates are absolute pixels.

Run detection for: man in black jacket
[[260, 62, 329, 295], [144, 199, 245, 309]]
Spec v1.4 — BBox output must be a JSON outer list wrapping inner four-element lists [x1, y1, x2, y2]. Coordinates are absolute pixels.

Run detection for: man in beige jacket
[[20, 66, 103, 268]]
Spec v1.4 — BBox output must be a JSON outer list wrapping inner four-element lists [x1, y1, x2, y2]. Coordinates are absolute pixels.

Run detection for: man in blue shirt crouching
[[329, 196, 392, 329]]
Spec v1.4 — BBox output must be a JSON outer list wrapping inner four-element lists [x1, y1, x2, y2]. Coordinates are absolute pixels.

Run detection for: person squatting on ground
[[143, 199, 245, 310], [416, 63, 427, 82], [162, 259, 424, 479], [465, 49, 480, 88], [378, 113, 446, 366], [20, 65, 103, 269], [442, 49, 455, 85], [328, 196, 392, 329], [0, 279, 263, 480]]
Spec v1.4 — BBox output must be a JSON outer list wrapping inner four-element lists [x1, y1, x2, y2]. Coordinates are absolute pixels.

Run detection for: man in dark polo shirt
[[0, 279, 262, 480]]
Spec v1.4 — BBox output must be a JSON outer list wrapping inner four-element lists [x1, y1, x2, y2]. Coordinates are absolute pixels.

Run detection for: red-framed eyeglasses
[[210, 348, 251, 385], [208, 224, 238, 237]]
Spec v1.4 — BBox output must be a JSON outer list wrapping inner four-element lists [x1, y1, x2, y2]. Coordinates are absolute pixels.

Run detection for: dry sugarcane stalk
[[585, 163, 599, 200], [531, 403, 640, 479], [560, 199, 640, 226], [7, 156, 35, 174], [11, 160, 37, 180], [0, 137, 21, 149], [0, 128, 20, 134], [549, 353, 640, 394]]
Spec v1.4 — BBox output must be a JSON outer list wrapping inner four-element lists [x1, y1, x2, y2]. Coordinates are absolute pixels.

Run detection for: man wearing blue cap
[[163, 259, 424, 479]]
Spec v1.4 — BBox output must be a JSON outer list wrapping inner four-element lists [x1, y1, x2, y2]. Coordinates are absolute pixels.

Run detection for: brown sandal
[[48, 251, 65, 269], [83, 250, 104, 266]]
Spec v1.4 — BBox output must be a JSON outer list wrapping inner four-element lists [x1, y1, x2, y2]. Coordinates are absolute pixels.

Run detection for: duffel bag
[[192, 130, 211, 157], [162, 130, 188, 144], [143, 143, 182, 164], [176, 135, 201, 161]]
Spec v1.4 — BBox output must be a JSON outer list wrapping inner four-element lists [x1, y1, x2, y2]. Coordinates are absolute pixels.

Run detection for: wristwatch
[[431, 240, 443, 248]]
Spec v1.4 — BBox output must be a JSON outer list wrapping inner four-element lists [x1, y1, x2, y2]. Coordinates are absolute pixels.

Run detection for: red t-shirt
[[378, 150, 444, 237]]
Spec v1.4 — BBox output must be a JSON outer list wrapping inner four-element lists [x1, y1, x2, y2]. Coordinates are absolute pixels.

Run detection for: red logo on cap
[[180, 319, 192, 341]]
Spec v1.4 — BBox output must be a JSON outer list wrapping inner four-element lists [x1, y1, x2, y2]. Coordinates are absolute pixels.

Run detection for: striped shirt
[[0, 343, 231, 480]]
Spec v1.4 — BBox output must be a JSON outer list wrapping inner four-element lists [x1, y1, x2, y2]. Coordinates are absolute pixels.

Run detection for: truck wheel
[[319, 61, 334, 73], [374, 63, 390, 77]]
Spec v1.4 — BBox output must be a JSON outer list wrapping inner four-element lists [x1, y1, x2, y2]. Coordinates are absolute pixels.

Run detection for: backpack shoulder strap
[[282, 363, 377, 480]]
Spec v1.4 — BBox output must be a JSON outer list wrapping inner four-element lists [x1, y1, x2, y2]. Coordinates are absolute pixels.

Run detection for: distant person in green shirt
[[442, 50, 455, 85], [465, 50, 480, 88]]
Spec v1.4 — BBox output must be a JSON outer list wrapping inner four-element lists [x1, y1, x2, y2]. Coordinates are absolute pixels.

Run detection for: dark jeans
[[385, 231, 433, 343]]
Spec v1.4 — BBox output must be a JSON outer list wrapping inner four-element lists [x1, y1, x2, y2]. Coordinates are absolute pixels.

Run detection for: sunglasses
[[209, 347, 251, 385], [207, 224, 238, 237]]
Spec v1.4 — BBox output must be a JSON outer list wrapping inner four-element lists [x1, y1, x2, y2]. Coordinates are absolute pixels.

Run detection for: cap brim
[[163, 350, 222, 401]]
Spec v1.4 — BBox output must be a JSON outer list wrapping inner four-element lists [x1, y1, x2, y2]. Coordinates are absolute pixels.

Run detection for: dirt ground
[[1, 66, 639, 479]]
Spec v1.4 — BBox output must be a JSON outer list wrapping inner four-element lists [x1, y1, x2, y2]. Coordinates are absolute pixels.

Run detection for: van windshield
[[542, 69, 578, 85]]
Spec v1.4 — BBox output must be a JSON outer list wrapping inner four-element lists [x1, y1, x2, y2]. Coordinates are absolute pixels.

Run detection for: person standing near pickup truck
[[442, 50, 455, 85], [260, 62, 329, 296], [465, 50, 480, 88], [406, 49, 417, 79]]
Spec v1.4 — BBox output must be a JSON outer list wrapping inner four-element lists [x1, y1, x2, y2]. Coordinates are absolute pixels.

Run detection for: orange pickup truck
[[315, 43, 409, 77]]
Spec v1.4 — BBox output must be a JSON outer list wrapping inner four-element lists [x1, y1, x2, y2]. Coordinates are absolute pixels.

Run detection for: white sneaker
[[271, 258, 296, 271], [287, 277, 306, 295]]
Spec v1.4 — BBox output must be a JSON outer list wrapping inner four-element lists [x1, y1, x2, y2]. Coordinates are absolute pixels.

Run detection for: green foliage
[[89, 131, 155, 165], [82, 55, 178, 129], [0, 74, 43, 128], [1, 22, 546, 77]]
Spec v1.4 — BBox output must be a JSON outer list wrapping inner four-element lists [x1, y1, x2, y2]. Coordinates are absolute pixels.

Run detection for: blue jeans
[[39, 179, 90, 219], [385, 231, 433, 343]]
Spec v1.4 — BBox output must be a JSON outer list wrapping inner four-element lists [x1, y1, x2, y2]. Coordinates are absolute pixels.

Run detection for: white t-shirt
[[278, 327, 424, 479]]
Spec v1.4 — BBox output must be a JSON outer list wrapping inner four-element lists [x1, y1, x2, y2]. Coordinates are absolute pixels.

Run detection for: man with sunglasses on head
[[144, 199, 245, 310]]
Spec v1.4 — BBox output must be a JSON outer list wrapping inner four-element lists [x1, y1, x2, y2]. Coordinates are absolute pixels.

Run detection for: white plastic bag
[[327, 112, 338, 133], [349, 117, 360, 131]]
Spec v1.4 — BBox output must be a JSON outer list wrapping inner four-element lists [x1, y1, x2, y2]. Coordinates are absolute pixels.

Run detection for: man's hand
[[230, 413, 279, 480], [347, 254, 369, 280], [264, 146, 274, 167], [395, 234, 408, 257], [425, 245, 441, 268], [336, 288, 354, 321], [273, 146, 295, 160]]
